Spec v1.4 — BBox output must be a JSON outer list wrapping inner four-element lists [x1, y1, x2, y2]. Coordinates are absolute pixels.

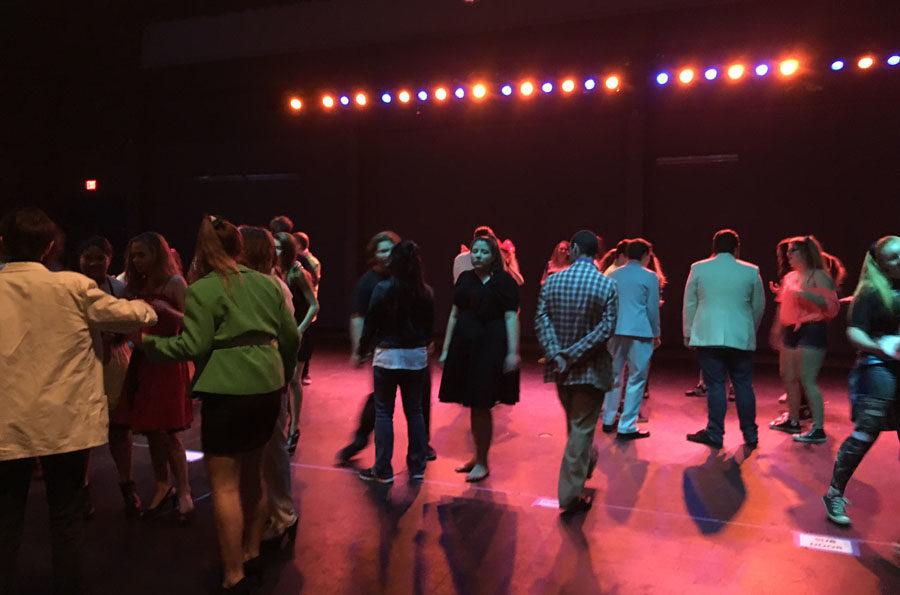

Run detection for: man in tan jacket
[[0, 208, 157, 595]]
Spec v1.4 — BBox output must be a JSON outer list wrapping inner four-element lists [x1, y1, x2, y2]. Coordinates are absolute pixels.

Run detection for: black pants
[[0, 449, 90, 595], [830, 362, 899, 494], [350, 366, 432, 450]]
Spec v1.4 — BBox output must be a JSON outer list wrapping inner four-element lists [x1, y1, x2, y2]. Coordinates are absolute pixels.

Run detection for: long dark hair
[[389, 240, 428, 299], [125, 231, 179, 294], [273, 232, 298, 279]]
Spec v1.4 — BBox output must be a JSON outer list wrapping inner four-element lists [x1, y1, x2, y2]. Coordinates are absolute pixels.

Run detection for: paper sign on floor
[[794, 532, 859, 556], [532, 497, 559, 509]]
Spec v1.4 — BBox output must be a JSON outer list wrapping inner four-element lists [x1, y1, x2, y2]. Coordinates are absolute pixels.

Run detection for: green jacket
[[143, 266, 299, 395]]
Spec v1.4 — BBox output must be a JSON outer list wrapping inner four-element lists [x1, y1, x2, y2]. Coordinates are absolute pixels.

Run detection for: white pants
[[602, 336, 654, 433]]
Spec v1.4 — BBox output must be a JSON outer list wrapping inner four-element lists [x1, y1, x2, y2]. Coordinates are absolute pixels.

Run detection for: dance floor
[[14, 349, 900, 594]]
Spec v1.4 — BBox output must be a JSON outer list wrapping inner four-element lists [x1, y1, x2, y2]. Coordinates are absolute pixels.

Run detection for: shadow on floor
[[682, 450, 748, 534]]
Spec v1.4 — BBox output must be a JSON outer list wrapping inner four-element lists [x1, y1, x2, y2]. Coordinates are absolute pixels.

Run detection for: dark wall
[[8, 1, 899, 359]]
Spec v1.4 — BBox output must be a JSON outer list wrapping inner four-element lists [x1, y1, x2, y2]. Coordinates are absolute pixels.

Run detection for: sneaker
[[793, 428, 826, 444], [425, 446, 437, 461], [769, 417, 801, 434], [358, 467, 394, 484], [410, 470, 425, 481], [685, 384, 707, 397], [823, 493, 851, 526], [778, 393, 788, 404], [301, 376, 311, 386]]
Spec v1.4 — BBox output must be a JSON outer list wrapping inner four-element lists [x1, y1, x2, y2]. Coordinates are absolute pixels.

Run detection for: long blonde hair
[[853, 236, 900, 311]]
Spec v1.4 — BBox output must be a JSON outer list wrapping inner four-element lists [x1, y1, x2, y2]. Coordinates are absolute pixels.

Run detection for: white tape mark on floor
[[532, 497, 560, 509]]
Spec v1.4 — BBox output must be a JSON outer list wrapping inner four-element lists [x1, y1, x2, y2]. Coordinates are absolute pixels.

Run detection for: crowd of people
[[1, 205, 898, 594]]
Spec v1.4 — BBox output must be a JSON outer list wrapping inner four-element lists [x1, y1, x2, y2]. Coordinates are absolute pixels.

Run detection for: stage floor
[[14, 351, 900, 594]]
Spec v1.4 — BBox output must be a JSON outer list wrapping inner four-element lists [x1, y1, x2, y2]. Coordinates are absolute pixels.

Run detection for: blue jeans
[[373, 366, 428, 477], [697, 348, 758, 443]]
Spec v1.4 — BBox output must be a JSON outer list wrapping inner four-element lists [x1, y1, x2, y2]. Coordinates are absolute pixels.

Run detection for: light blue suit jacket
[[682, 253, 765, 350], [608, 261, 660, 339]]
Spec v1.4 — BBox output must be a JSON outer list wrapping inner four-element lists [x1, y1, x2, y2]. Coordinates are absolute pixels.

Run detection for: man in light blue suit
[[683, 229, 765, 449], [601, 239, 660, 440]]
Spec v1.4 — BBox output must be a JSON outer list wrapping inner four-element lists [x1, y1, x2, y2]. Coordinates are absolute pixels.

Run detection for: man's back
[[536, 259, 618, 390], [683, 253, 765, 350], [608, 262, 660, 338], [0, 263, 155, 460]]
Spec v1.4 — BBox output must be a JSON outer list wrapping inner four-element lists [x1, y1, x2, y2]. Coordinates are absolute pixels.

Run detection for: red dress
[[111, 292, 193, 433]]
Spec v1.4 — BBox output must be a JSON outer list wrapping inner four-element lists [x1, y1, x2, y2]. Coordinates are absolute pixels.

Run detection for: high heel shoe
[[261, 517, 298, 553], [243, 556, 264, 586], [287, 431, 300, 454], [176, 496, 195, 527], [219, 576, 252, 594], [119, 480, 143, 518], [142, 486, 175, 519]]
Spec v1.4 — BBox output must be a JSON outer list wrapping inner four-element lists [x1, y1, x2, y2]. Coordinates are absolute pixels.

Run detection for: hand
[[503, 353, 521, 373], [768, 280, 781, 295], [653, 337, 662, 349], [438, 351, 448, 368], [553, 355, 567, 374]]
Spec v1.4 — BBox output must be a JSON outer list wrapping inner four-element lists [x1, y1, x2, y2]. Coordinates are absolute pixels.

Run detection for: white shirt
[[373, 347, 428, 370], [0, 263, 157, 461]]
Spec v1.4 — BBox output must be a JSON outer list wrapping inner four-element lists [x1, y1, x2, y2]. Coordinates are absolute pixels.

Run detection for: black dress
[[439, 269, 520, 408]]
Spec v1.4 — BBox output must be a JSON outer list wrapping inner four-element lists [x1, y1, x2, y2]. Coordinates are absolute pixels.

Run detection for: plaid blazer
[[535, 258, 619, 391]]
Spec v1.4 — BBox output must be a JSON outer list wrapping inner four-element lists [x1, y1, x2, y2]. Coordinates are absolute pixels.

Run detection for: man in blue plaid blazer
[[535, 230, 618, 514]]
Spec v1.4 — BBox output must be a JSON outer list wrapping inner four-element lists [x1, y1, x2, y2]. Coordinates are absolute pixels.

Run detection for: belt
[[214, 332, 278, 350]]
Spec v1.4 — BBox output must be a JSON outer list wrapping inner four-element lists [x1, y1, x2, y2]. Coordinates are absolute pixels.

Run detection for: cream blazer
[[0, 263, 157, 461]]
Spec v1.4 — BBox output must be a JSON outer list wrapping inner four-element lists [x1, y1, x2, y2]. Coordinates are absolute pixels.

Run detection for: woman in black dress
[[438, 235, 521, 482]]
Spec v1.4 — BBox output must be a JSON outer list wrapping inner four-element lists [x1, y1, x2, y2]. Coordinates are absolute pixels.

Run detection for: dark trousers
[[0, 449, 90, 595], [697, 347, 758, 443], [372, 366, 429, 476], [350, 366, 432, 450], [831, 362, 899, 494]]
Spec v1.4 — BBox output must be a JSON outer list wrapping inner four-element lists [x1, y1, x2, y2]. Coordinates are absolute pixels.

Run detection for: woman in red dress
[[114, 232, 194, 523]]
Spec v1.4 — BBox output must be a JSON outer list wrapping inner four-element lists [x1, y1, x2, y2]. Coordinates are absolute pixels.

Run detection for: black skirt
[[197, 390, 281, 455]]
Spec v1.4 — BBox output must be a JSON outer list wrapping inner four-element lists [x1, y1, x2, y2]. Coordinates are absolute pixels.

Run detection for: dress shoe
[[425, 446, 437, 461], [686, 430, 723, 449], [617, 430, 650, 441], [601, 423, 616, 434]]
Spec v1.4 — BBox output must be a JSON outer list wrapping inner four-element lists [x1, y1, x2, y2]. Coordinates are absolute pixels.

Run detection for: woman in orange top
[[769, 236, 840, 443]]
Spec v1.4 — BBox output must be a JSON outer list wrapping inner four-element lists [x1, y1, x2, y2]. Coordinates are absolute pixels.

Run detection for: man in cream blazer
[[0, 208, 157, 595], [683, 229, 765, 449]]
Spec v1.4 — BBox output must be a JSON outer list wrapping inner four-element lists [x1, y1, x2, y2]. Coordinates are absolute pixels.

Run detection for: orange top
[[777, 270, 840, 329]]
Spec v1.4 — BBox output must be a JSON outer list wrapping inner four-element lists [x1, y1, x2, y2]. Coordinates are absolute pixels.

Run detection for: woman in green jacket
[[142, 216, 299, 593]]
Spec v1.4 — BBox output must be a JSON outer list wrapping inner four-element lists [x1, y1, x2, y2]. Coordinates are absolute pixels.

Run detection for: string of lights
[[286, 52, 900, 114]]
